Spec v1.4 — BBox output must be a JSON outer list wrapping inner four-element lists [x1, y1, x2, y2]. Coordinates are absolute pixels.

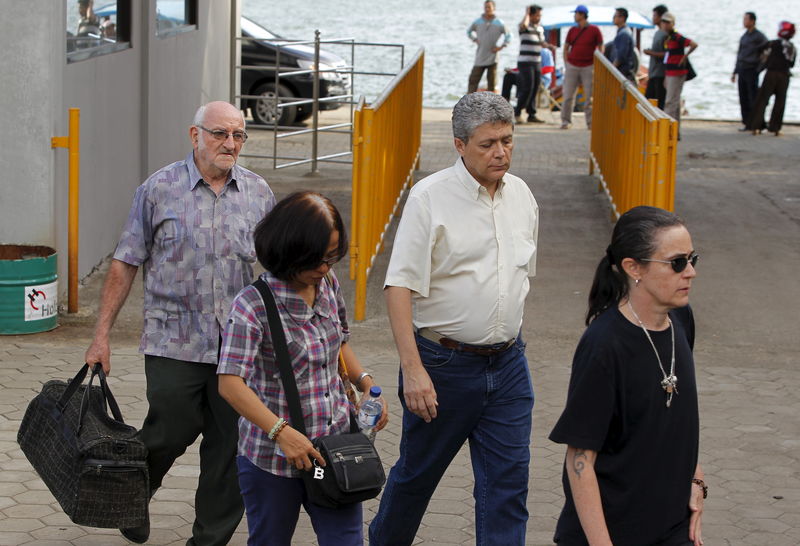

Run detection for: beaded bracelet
[[268, 418, 287, 440], [691, 478, 708, 499], [272, 420, 288, 441]]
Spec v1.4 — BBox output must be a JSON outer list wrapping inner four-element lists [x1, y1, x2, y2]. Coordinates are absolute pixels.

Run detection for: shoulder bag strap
[[567, 25, 588, 47], [252, 278, 308, 437]]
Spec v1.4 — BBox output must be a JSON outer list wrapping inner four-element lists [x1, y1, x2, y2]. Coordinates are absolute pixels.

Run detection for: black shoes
[[527, 116, 545, 123]]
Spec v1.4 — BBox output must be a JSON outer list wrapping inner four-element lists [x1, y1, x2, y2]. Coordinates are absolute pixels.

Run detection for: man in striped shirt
[[515, 4, 556, 123]]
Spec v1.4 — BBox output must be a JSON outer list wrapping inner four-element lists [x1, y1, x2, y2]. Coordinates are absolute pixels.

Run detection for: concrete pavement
[[1, 110, 799, 545]]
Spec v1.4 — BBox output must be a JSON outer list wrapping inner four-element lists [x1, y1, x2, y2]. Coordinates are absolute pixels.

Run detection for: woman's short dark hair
[[586, 206, 685, 325], [253, 191, 348, 282]]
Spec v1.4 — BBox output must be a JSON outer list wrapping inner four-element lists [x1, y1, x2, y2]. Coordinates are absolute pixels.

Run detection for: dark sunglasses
[[640, 253, 699, 273]]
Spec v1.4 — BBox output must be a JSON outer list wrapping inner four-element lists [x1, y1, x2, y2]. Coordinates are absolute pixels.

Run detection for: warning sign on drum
[[24, 281, 58, 321]]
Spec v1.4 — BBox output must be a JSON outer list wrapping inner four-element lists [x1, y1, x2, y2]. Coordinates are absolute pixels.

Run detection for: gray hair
[[452, 92, 514, 142], [192, 103, 246, 127]]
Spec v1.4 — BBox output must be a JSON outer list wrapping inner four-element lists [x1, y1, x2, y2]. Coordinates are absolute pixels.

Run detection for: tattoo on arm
[[572, 449, 587, 477]]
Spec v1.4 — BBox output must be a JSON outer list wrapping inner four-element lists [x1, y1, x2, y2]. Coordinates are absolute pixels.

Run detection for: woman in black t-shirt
[[550, 206, 706, 546]]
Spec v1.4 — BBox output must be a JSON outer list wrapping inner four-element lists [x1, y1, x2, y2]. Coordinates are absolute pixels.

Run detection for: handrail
[[350, 49, 424, 320], [590, 50, 678, 218]]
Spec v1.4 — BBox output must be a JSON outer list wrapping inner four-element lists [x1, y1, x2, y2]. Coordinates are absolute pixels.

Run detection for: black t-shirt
[[549, 305, 699, 545]]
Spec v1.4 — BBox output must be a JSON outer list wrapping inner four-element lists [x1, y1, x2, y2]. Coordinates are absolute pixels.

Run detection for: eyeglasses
[[640, 253, 699, 273], [198, 125, 248, 143], [319, 254, 342, 268]]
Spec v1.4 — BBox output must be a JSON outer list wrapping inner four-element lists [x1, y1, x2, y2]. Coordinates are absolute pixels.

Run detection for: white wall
[[0, 0, 63, 247]]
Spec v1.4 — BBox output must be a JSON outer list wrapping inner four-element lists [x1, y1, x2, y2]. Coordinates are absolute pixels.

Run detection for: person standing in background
[[661, 12, 698, 132], [747, 21, 796, 136], [515, 4, 555, 123], [732, 12, 768, 131], [467, 0, 512, 93], [560, 4, 604, 129], [612, 7, 636, 82], [644, 5, 669, 109]]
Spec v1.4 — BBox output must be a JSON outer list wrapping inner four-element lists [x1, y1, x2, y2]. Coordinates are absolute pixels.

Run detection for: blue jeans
[[369, 334, 534, 546], [237, 456, 362, 546]]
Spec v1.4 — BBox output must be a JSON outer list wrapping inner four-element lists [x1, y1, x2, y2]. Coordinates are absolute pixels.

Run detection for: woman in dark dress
[[748, 21, 796, 136], [550, 206, 706, 546]]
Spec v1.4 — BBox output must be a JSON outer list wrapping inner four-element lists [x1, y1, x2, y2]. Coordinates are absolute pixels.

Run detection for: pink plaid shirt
[[217, 270, 351, 477]]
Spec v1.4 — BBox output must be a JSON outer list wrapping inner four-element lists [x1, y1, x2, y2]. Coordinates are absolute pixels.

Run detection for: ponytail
[[585, 206, 685, 326], [586, 251, 628, 325]]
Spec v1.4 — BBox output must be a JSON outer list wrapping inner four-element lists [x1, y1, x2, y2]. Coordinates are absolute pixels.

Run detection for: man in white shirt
[[369, 92, 539, 546]]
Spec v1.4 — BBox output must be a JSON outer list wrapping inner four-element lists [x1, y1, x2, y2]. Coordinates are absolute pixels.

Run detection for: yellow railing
[[590, 50, 677, 218], [350, 48, 424, 321]]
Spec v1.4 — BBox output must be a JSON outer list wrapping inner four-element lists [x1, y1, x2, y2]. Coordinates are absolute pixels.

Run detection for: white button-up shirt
[[385, 158, 539, 345]]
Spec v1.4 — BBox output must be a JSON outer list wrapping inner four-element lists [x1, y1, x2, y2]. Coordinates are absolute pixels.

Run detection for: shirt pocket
[[227, 214, 257, 264]]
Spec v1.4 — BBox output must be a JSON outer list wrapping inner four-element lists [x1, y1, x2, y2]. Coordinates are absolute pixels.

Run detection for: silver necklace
[[627, 301, 678, 408]]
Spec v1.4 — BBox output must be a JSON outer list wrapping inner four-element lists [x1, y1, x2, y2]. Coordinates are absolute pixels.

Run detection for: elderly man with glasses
[[84, 101, 275, 544]]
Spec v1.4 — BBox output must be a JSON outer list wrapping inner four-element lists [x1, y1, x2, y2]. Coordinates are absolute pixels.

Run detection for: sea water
[[245, 0, 799, 122]]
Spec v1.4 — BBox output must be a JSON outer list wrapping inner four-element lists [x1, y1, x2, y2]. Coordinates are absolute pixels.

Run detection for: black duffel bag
[[17, 363, 149, 528], [254, 278, 385, 508]]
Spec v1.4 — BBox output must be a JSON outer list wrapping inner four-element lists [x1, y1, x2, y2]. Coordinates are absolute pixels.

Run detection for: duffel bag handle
[[79, 363, 126, 426], [58, 364, 126, 432], [56, 363, 91, 413]]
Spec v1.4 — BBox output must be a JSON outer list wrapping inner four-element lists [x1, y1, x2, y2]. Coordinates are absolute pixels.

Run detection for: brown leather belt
[[416, 328, 515, 356]]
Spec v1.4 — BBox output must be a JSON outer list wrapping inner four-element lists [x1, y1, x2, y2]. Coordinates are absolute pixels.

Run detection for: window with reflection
[[66, 0, 130, 62], [156, 0, 197, 37]]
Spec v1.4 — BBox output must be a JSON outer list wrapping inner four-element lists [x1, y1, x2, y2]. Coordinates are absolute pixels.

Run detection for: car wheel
[[294, 108, 313, 123], [251, 83, 297, 126]]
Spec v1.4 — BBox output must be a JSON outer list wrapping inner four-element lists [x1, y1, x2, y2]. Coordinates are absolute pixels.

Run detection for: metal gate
[[232, 24, 405, 175]]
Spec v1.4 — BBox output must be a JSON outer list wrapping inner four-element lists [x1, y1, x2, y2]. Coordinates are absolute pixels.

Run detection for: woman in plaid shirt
[[218, 191, 388, 545]]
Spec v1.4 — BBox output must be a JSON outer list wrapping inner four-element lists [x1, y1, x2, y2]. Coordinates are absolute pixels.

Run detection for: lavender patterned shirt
[[114, 151, 275, 364], [217, 270, 352, 478]]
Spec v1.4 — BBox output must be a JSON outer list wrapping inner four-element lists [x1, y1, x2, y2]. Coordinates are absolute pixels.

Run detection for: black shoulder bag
[[253, 278, 385, 508]]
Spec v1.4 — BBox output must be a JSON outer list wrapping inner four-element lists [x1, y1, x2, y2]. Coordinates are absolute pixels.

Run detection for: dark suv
[[241, 16, 351, 126], [92, 4, 350, 127]]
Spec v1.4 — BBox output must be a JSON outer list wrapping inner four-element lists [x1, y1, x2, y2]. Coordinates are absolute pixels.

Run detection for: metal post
[[273, 41, 281, 169], [51, 108, 80, 313], [307, 29, 321, 176]]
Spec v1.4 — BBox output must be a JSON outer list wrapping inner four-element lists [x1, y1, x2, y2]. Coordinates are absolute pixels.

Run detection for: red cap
[[778, 21, 795, 39]]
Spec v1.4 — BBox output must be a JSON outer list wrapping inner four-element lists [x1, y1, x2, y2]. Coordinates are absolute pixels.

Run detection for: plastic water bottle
[[358, 386, 383, 443]]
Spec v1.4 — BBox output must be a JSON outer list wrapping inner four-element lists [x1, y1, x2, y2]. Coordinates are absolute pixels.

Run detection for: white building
[[1, 0, 241, 291]]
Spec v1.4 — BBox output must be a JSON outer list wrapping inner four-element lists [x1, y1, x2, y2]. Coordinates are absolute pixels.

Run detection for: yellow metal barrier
[[51, 108, 80, 314], [350, 49, 424, 321], [590, 50, 677, 218]]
